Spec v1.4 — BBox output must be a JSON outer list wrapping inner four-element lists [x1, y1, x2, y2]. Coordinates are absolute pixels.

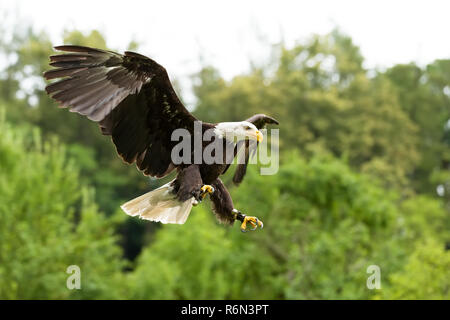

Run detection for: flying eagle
[[43, 45, 278, 232]]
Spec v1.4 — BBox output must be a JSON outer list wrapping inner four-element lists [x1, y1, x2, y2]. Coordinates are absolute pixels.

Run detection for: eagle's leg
[[209, 178, 264, 231], [175, 164, 206, 206], [233, 209, 264, 232]]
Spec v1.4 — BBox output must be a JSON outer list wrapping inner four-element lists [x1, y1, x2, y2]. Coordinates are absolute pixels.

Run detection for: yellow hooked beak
[[256, 130, 263, 143]]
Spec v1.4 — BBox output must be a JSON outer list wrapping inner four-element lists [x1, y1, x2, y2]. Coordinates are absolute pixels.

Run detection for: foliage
[[0, 26, 153, 260], [125, 153, 448, 299], [377, 240, 450, 300], [0, 112, 126, 299], [127, 207, 279, 299], [193, 31, 450, 194]]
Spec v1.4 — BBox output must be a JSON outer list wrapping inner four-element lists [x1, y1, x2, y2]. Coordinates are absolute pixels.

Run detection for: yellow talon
[[240, 216, 264, 232], [200, 185, 214, 199]]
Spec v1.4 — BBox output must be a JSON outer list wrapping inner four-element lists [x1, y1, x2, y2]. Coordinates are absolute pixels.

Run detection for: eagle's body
[[44, 45, 278, 231]]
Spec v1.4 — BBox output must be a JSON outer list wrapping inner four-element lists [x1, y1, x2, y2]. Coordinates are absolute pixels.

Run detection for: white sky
[[2, 0, 450, 105]]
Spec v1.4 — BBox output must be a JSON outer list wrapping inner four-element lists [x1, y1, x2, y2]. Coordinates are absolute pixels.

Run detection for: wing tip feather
[[53, 45, 107, 54]]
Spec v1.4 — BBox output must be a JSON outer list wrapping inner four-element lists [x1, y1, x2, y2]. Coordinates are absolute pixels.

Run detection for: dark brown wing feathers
[[44, 45, 197, 178]]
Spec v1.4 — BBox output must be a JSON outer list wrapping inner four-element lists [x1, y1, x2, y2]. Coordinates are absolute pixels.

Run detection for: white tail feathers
[[120, 180, 195, 224]]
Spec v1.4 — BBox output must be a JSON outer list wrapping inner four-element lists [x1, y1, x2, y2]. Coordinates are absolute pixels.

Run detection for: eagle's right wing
[[44, 45, 199, 178]]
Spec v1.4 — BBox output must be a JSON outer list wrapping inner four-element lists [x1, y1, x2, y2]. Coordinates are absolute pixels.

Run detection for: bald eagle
[[44, 45, 278, 232]]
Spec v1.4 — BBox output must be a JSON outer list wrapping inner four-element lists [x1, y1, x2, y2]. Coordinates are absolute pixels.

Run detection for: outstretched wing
[[232, 114, 279, 185], [44, 45, 198, 178]]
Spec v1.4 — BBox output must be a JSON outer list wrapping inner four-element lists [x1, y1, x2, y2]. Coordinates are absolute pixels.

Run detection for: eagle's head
[[214, 121, 263, 143]]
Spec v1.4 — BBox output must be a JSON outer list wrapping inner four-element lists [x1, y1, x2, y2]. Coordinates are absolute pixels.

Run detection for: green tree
[[0, 26, 155, 260], [0, 26, 151, 215], [0, 110, 126, 299], [128, 152, 449, 299], [193, 30, 420, 190], [384, 61, 450, 205], [377, 240, 450, 300]]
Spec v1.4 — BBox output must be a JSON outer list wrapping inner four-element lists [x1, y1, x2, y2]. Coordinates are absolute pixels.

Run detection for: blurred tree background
[[0, 18, 448, 299]]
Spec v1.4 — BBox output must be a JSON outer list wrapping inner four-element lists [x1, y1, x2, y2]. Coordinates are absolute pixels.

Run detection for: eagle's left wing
[[44, 45, 200, 178]]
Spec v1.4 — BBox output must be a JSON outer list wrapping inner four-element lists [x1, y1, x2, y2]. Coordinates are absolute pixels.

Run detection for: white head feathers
[[213, 121, 263, 142]]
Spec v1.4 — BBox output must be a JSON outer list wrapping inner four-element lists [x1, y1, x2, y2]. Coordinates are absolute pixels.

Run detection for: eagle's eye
[[244, 125, 251, 130]]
